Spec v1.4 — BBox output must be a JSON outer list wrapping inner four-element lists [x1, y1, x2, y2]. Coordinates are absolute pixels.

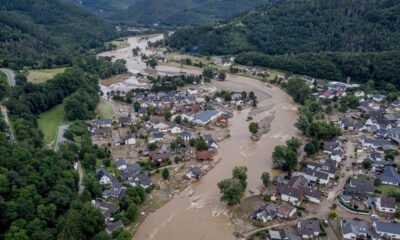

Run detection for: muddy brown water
[[99, 35, 299, 240]]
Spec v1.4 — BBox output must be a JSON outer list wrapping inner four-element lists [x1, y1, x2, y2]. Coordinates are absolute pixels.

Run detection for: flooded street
[[99, 35, 299, 240]]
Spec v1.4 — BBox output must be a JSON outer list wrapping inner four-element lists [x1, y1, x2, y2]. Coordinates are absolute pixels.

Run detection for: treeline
[[0, 120, 107, 240], [167, 0, 400, 86], [150, 74, 202, 92], [0, 0, 118, 69], [236, 51, 400, 88]]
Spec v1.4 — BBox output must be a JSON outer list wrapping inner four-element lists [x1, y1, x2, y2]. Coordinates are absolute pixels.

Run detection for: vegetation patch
[[27, 68, 66, 84], [38, 102, 65, 146], [110, 39, 129, 49], [96, 101, 115, 119]]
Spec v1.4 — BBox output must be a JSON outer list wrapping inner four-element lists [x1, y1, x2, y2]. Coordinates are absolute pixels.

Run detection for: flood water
[[99, 35, 299, 240]]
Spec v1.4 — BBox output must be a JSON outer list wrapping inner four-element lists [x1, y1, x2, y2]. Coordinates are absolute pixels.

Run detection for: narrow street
[[54, 124, 69, 152]]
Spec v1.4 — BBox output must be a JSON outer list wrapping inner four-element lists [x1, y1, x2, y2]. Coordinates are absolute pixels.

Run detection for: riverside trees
[[218, 166, 247, 206]]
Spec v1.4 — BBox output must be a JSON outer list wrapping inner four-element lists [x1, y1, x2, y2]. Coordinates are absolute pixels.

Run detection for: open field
[[27, 68, 66, 84], [110, 39, 129, 50], [38, 103, 65, 146], [96, 101, 115, 119]]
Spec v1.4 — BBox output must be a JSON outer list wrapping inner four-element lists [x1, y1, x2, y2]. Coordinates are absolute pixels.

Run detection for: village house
[[372, 221, 400, 240], [149, 132, 164, 143], [276, 203, 297, 219], [96, 168, 113, 185], [277, 175, 321, 205], [96, 119, 113, 128], [192, 110, 222, 125], [179, 131, 193, 142], [297, 219, 321, 239], [185, 166, 202, 180], [170, 125, 183, 134], [149, 152, 170, 165], [377, 166, 400, 186], [118, 116, 133, 127], [124, 134, 136, 145], [91, 126, 112, 137], [343, 179, 375, 200], [102, 179, 126, 200], [341, 218, 370, 240], [376, 196, 397, 213], [115, 159, 128, 171], [294, 168, 331, 185], [186, 87, 198, 95], [203, 134, 218, 149], [251, 204, 277, 223], [93, 199, 119, 222], [196, 150, 212, 161], [105, 220, 124, 235]]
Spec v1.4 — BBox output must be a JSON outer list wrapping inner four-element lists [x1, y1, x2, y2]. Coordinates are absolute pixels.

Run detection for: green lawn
[[376, 184, 400, 195], [96, 101, 115, 119], [27, 68, 66, 84], [38, 103, 65, 146], [110, 39, 129, 50]]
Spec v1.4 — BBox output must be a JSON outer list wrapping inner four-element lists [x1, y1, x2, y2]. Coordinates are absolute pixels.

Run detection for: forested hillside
[[0, 0, 117, 69], [79, 0, 269, 25], [68, 0, 134, 18], [167, 0, 400, 87]]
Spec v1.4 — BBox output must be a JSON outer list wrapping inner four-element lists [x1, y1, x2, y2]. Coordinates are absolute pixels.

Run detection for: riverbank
[[98, 34, 300, 240]]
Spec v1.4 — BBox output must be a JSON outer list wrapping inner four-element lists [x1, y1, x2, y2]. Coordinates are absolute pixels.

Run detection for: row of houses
[[341, 218, 400, 240]]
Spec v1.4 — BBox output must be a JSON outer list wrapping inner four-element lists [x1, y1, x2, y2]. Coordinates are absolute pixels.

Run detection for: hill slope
[[0, 0, 116, 69], [68, 0, 134, 18], [92, 0, 270, 25], [167, 0, 400, 86]]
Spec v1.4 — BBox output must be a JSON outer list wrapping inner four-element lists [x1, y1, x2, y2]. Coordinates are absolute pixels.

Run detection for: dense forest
[[0, 0, 117, 69], [167, 0, 400, 86], [72, 0, 270, 26]]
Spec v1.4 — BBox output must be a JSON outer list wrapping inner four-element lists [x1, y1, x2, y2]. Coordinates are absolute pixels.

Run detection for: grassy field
[[27, 68, 66, 84], [110, 39, 129, 49], [38, 103, 65, 146], [376, 184, 400, 195], [96, 101, 115, 119]]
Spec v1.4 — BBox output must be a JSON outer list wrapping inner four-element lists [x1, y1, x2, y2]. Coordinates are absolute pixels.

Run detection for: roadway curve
[[0, 68, 16, 86]]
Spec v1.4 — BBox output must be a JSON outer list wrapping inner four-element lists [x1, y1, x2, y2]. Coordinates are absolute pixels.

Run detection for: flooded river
[[99, 35, 299, 240]]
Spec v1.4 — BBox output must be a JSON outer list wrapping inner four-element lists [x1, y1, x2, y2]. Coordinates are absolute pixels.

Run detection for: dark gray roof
[[96, 119, 112, 125], [298, 219, 320, 236], [341, 219, 369, 236], [105, 220, 124, 234], [374, 221, 400, 235], [378, 166, 400, 185], [115, 159, 127, 168]]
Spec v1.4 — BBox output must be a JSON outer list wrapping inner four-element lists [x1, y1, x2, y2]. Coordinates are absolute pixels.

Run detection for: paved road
[[77, 161, 85, 195], [54, 124, 69, 152], [0, 68, 16, 86], [1, 106, 15, 141]]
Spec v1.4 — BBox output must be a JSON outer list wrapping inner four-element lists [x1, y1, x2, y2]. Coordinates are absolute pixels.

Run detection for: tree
[[232, 166, 247, 189], [295, 115, 311, 136], [218, 71, 226, 81], [126, 202, 139, 221], [304, 142, 318, 155], [162, 168, 170, 180], [202, 68, 214, 81], [309, 121, 341, 140], [286, 78, 311, 104], [329, 210, 338, 219], [217, 178, 245, 206], [133, 102, 141, 112], [164, 111, 172, 121], [272, 145, 288, 168], [362, 160, 372, 169], [286, 137, 302, 152], [148, 143, 157, 151], [146, 58, 158, 69], [261, 172, 270, 187], [249, 122, 259, 135], [196, 139, 209, 151], [174, 115, 182, 124]]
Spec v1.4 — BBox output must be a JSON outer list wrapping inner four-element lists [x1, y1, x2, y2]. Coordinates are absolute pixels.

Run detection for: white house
[[170, 126, 183, 134], [376, 196, 397, 213], [187, 88, 198, 95], [153, 122, 170, 132], [115, 159, 128, 171], [97, 169, 113, 185], [124, 135, 136, 145], [341, 219, 369, 240]]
